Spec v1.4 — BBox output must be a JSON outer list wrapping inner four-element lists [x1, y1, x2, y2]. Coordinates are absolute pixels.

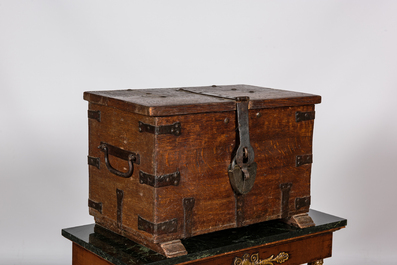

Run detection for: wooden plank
[[153, 105, 315, 242], [84, 85, 321, 116], [88, 103, 156, 240]]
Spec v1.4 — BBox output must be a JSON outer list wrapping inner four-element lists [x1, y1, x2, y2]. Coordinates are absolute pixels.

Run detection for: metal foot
[[283, 213, 315, 228], [159, 239, 187, 258], [308, 259, 324, 265]]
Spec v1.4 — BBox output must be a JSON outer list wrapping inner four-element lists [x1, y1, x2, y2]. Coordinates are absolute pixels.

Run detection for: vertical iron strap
[[235, 194, 245, 227], [183, 198, 195, 238], [116, 189, 124, 229], [280, 183, 293, 219]]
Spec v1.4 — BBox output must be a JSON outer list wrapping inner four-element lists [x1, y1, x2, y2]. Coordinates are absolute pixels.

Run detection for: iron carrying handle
[[98, 142, 139, 178]]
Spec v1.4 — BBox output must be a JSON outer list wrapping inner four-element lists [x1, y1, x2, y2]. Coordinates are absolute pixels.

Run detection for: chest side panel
[[243, 105, 314, 224], [152, 105, 315, 240], [153, 111, 237, 241], [88, 103, 156, 239]]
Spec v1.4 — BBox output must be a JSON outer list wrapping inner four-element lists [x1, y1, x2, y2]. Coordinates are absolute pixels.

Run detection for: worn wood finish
[[84, 85, 321, 116], [85, 85, 320, 254], [73, 243, 112, 265], [153, 105, 314, 243], [179, 232, 332, 265], [88, 102, 158, 245]]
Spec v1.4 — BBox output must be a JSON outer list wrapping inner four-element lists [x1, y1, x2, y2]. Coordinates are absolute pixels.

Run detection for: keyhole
[[243, 147, 249, 163]]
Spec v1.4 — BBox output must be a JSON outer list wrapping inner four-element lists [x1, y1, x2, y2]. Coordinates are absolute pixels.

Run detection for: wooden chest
[[84, 84, 321, 257]]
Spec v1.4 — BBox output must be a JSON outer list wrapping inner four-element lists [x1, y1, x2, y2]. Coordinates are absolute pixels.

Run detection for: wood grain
[[84, 85, 320, 116], [85, 86, 319, 253], [88, 102, 156, 241], [153, 105, 314, 242]]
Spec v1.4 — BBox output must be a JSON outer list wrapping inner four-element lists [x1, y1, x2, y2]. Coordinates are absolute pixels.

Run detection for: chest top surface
[[84, 84, 321, 116]]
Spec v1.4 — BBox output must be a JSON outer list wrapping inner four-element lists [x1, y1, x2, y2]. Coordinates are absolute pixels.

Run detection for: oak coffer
[[84, 84, 321, 257]]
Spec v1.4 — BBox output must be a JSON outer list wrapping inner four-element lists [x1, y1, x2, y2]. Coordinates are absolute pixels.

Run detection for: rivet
[[212, 85, 217, 87], [224, 118, 229, 124], [174, 181, 178, 185], [256, 112, 261, 118]]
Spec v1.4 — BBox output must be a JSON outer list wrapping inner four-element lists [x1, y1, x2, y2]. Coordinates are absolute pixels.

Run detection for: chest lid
[[84, 84, 321, 117]]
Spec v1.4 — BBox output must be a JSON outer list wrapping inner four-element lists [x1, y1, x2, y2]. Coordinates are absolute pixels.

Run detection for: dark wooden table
[[62, 209, 346, 265]]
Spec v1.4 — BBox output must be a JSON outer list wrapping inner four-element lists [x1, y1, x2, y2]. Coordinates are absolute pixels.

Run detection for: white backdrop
[[1, 1, 397, 264]]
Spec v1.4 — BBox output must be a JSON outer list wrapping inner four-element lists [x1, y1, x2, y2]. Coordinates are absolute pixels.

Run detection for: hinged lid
[[84, 84, 321, 116]]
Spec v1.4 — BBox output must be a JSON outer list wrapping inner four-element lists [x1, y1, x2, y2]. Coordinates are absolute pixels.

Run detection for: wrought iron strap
[[295, 111, 315, 122], [88, 199, 102, 214], [88, 110, 101, 122], [295, 196, 311, 210], [139, 170, 180, 188], [235, 97, 255, 168], [183, 198, 195, 238], [228, 97, 258, 195], [87, 156, 100, 169], [116, 189, 124, 229], [138, 121, 181, 136], [296, 154, 313, 167], [138, 216, 178, 236]]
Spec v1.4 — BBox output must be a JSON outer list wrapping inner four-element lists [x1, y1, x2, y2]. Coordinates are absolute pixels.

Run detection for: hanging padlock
[[228, 97, 257, 195]]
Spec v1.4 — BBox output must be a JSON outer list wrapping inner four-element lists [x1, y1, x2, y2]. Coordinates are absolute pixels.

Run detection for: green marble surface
[[62, 209, 346, 265]]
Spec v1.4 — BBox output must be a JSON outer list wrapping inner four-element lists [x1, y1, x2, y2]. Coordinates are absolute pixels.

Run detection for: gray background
[[1, 1, 396, 264]]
